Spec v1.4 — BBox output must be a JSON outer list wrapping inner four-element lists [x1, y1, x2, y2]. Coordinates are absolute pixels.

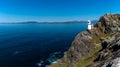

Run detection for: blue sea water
[[0, 23, 88, 67]]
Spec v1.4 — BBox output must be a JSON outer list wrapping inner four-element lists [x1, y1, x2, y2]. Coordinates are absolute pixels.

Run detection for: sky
[[0, 0, 120, 22]]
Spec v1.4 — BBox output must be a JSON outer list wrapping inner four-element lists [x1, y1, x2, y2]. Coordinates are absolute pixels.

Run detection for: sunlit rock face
[[102, 57, 120, 67], [111, 58, 120, 67], [50, 14, 120, 67]]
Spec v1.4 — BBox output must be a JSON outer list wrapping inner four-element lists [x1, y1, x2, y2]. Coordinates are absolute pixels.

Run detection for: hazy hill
[[0, 20, 97, 24]]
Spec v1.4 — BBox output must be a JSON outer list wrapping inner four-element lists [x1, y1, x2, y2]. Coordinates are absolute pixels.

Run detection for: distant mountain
[[0, 20, 98, 24], [18, 21, 39, 24]]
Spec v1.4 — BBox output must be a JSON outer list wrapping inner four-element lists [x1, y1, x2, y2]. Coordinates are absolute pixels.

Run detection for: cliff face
[[50, 14, 120, 67]]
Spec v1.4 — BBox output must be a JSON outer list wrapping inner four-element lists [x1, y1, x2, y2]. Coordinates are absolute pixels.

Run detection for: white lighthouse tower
[[88, 20, 92, 30]]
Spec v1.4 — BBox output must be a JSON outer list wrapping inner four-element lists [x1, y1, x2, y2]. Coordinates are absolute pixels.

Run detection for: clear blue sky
[[0, 0, 120, 22]]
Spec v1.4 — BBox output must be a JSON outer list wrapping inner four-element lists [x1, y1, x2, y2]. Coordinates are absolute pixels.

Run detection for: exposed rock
[[111, 57, 120, 67], [50, 14, 120, 67], [102, 57, 120, 67]]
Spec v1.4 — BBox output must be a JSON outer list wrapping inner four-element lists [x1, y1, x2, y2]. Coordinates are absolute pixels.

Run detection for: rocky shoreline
[[50, 14, 120, 67]]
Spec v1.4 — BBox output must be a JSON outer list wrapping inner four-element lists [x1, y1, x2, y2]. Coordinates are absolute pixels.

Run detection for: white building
[[88, 20, 92, 30]]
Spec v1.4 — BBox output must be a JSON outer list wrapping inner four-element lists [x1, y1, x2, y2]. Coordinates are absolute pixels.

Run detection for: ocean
[[0, 23, 88, 67]]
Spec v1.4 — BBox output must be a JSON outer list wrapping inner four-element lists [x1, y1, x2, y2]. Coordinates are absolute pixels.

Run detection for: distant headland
[[0, 20, 97, 24]]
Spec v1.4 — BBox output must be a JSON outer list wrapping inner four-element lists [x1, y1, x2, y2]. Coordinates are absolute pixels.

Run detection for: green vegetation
[[101, 33, 110, 38], [75, 29, 109, 67], [115, 34, 120, 38], [75, 45, 102, 67], [92, 36, 101, 43]]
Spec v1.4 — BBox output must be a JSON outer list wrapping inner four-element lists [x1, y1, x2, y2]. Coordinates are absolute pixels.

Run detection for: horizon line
[[0, 20, 98, 23]]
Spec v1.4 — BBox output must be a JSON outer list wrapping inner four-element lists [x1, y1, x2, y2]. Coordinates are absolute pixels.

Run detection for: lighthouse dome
[[88, 20, 91, 24]]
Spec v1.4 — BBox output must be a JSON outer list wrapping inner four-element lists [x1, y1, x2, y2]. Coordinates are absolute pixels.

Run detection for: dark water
[[0, 23, 87, 67]]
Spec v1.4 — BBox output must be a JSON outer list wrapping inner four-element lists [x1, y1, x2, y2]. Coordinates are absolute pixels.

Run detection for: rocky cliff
[[50, 14, 120, 67]]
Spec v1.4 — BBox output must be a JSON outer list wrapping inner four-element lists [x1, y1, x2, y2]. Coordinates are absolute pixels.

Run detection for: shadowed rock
[[50, 14, 120, 67]]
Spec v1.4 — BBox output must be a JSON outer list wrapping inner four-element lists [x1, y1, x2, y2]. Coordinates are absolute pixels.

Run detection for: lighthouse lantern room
[[88, 20, 92, 30]]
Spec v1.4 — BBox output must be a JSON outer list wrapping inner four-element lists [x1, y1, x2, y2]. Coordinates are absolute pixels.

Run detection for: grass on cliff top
[[75, 45, 102, 67]]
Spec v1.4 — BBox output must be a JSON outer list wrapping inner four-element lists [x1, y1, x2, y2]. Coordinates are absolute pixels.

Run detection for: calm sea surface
[[0, 23, 88, 67]]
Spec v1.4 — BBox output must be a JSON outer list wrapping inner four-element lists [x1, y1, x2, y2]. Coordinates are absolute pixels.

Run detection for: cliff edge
[[50, 14, 120, 67]]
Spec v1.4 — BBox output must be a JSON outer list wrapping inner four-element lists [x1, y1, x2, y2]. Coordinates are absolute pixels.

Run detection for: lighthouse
[[88, 20, 92, 30]]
